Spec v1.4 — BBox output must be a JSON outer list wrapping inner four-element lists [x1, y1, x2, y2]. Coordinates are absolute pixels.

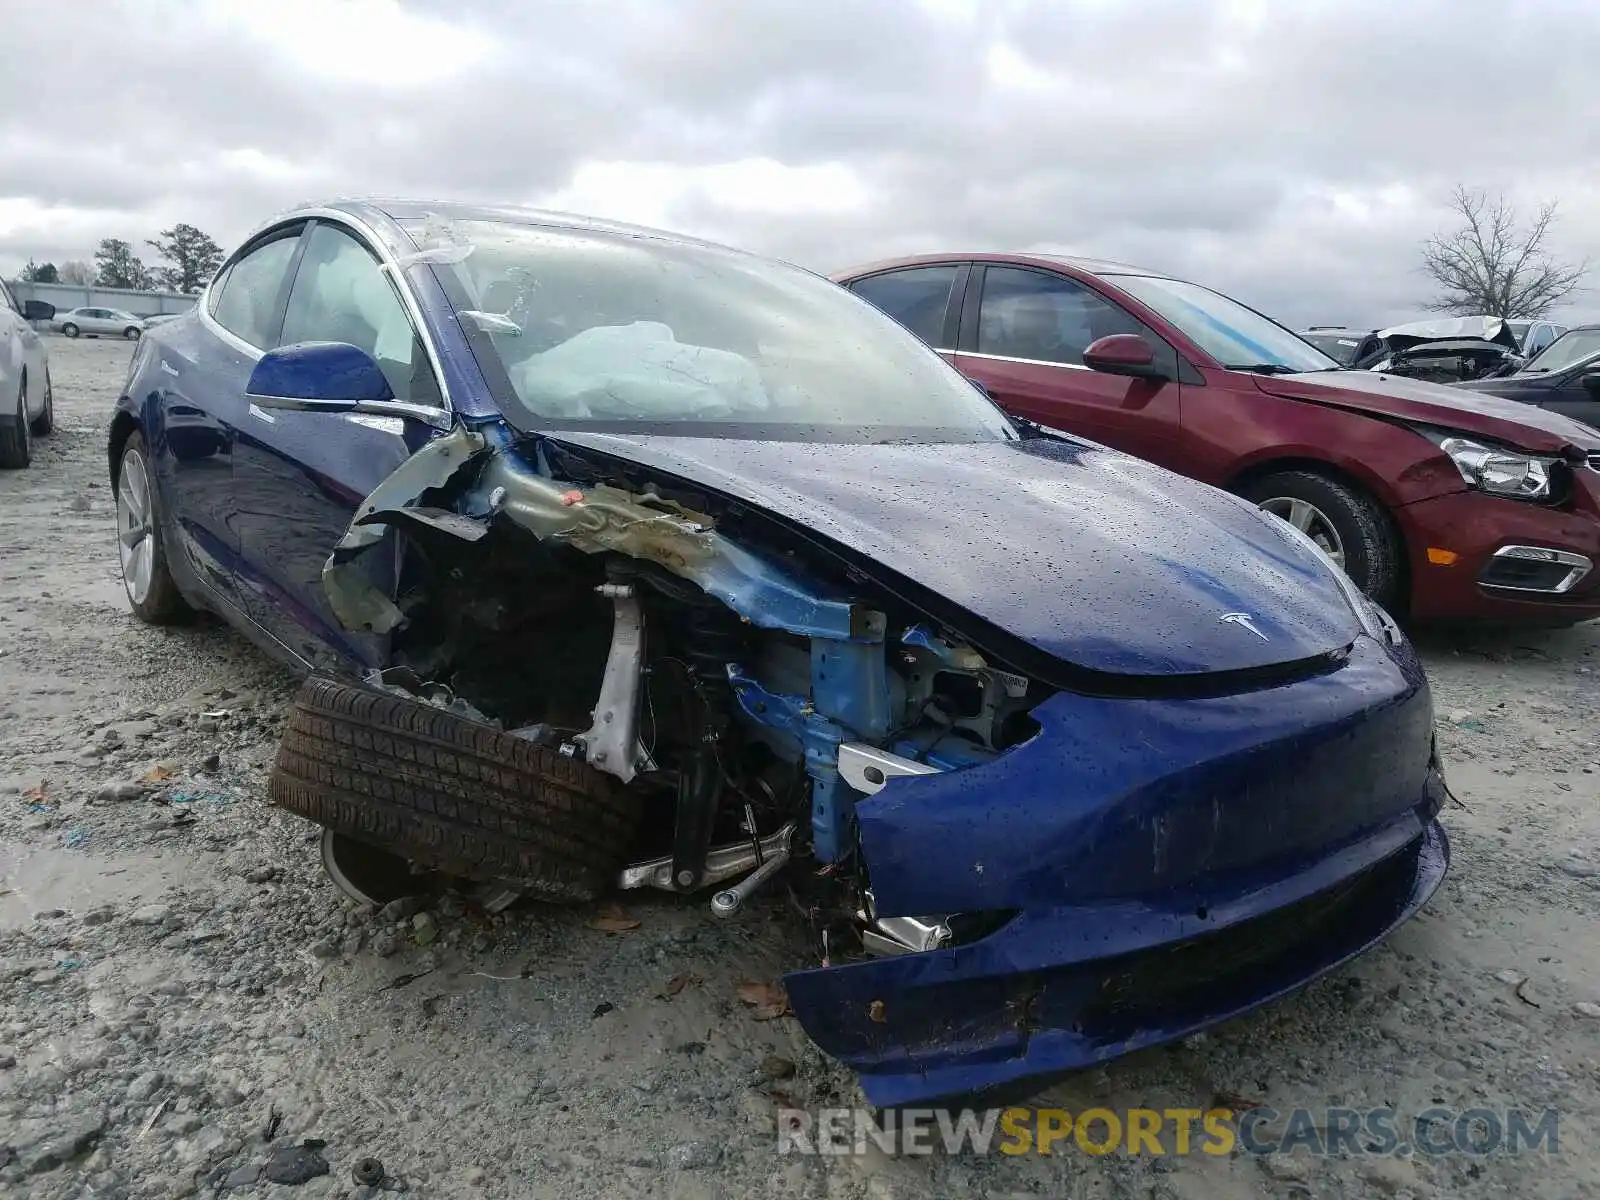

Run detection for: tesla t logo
[[1219, 612, 1269, 640]]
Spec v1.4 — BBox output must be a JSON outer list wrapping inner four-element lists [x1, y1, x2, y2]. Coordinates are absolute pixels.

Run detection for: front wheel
[[116, 432, 191, 623], [29, 368, 53, 436], [269, 676, 644, 903], [61, 323, 79, 338], [1240, 470, 1401, 609]]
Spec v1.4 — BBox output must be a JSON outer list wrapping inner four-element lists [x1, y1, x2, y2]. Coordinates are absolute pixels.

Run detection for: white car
[[52, 306, 146, 340], [0, 280, 55, 469]]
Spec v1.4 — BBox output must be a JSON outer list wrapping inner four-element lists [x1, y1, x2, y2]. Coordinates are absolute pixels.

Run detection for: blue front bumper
[[783, 635, 1451, 1107]]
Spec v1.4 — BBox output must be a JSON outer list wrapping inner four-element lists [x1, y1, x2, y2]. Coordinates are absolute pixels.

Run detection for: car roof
[[831, 251, 1167, 282], [291, 197, 763, 261]]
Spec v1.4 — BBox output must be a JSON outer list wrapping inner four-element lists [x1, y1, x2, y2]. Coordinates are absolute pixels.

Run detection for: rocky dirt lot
[[0, 335, 1597, 1200]]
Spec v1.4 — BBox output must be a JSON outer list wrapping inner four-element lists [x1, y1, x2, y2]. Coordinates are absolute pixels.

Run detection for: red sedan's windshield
[[1107, 273, 1341, 374]]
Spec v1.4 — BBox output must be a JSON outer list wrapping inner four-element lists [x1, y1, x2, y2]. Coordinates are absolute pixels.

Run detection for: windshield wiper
[[1223, 363, 1302, 375]]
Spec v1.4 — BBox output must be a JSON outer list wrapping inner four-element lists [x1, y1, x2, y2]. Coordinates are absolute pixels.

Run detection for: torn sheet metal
[[322, 424, 486, 634], [323, 428, 881, 646], [476, 453, 876, 643]]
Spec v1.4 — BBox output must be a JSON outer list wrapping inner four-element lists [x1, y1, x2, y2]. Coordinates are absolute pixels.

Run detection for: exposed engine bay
[[323, 424, 1046, 959]]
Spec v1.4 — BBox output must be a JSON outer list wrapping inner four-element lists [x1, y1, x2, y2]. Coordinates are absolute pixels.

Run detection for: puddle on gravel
[[0, 843, 208, 929]]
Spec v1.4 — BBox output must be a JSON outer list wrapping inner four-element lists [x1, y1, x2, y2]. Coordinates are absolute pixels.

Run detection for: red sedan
[[833, 254, 1600, 626]]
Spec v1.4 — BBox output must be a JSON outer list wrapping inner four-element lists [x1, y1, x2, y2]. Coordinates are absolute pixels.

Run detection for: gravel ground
[[1, 335, 1598, 1200]]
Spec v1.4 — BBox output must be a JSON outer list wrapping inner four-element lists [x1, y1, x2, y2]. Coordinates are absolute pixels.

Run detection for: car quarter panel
[[123, 320, 250, 609], [1184, 369, 1466, 504]]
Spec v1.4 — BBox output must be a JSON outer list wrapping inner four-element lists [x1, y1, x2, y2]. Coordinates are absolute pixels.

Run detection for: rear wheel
[[116, 432, 191, 622], [61, 323, 79, 338], [1241, 470, 1400, 609], [269, 676, 644, 903], [0, 378, 31, 469], [123, 326, 141, 340]]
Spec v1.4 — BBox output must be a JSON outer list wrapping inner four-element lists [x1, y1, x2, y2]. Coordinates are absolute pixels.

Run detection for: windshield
[[1300, 332, 1366, 365], [1520, 328, 1600, 375], [1105, 274, 1340, 373], [410, 218, 1016, 442]]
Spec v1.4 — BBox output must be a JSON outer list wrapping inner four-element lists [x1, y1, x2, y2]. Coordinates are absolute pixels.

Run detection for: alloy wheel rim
[[117, 449, 155, 604], [1258, 496, 1346, 568]]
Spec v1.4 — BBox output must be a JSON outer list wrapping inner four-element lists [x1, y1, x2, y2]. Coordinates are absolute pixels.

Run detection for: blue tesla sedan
[[110, 199, 1450, 1106]]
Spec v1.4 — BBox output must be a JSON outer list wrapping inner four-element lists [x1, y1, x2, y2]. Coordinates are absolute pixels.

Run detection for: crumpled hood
[[1253, 370, 1600, 453], [1376, 315, 1520, 352], [545, 431, 1361, 677]]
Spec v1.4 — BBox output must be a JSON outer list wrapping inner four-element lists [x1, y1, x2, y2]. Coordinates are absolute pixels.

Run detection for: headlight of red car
[[1430, 433, 1558, 500]]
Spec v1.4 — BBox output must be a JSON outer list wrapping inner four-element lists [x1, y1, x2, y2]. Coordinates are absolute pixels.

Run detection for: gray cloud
[[1, 0, 1596, 327]]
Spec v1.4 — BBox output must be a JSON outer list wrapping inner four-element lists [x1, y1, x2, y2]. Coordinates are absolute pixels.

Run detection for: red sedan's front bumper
[[1399, 471, 1600, 624]]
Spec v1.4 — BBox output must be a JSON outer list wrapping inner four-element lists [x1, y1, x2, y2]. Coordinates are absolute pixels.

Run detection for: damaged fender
[[321, 432, 891, 853], [321, 423, 487, 635]]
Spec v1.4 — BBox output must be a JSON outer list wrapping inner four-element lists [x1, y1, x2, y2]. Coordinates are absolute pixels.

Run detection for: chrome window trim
[[959, 349, 1092, 372], [1482, 544, 1592, 595], [198, 207, 454, 413]]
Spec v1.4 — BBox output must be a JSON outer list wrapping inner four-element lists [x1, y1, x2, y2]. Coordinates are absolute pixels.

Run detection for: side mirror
[[1083, 334, 1167, 380], [965, 376, 992, 400], [1581, 371, 1600, 397], [246, 341, 450, 430], [22, 300, 55, 321]]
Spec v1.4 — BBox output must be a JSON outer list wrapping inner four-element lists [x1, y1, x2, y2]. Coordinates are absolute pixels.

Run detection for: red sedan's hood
[[1253, 370, 1600, 453]]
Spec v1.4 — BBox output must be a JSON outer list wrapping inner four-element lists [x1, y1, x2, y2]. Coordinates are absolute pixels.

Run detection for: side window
[[206, 264, 234, 318], [976, 267, 1142, 367], [1527, 325, 1553, 356], [279, 223, 438, 406], [212, 232, 302, 348], [849, 266, 958, 347]]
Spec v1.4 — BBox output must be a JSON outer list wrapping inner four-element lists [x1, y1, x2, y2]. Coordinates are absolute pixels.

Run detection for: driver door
[[232, 219, 445, 673]]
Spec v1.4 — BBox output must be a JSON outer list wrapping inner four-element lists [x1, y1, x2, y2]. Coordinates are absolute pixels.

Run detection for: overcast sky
[[2, 0, 1597, 328]]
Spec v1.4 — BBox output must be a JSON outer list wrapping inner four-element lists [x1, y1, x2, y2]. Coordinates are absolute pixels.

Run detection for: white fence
[[7, 279, 198, 320]]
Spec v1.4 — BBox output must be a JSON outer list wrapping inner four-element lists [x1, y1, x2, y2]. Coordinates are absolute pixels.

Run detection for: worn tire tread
[[269, 676, 640, 902]]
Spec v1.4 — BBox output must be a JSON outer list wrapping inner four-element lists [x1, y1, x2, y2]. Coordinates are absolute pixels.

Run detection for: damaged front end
[[1362, 316, 1525, 383], [319, 421, 1044, 926], [314, 417, 1449, 1107]]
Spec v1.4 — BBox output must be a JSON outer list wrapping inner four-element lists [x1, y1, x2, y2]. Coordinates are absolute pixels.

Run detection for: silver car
[[1506, 319, 1568, 359], [52, 306, 146, 340], [0, 279, 55, 468]]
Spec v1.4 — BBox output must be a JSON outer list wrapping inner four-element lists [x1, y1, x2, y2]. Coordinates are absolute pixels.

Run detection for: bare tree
[[1420, 187, 1588, 319], [57, 260, 93, 286]]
